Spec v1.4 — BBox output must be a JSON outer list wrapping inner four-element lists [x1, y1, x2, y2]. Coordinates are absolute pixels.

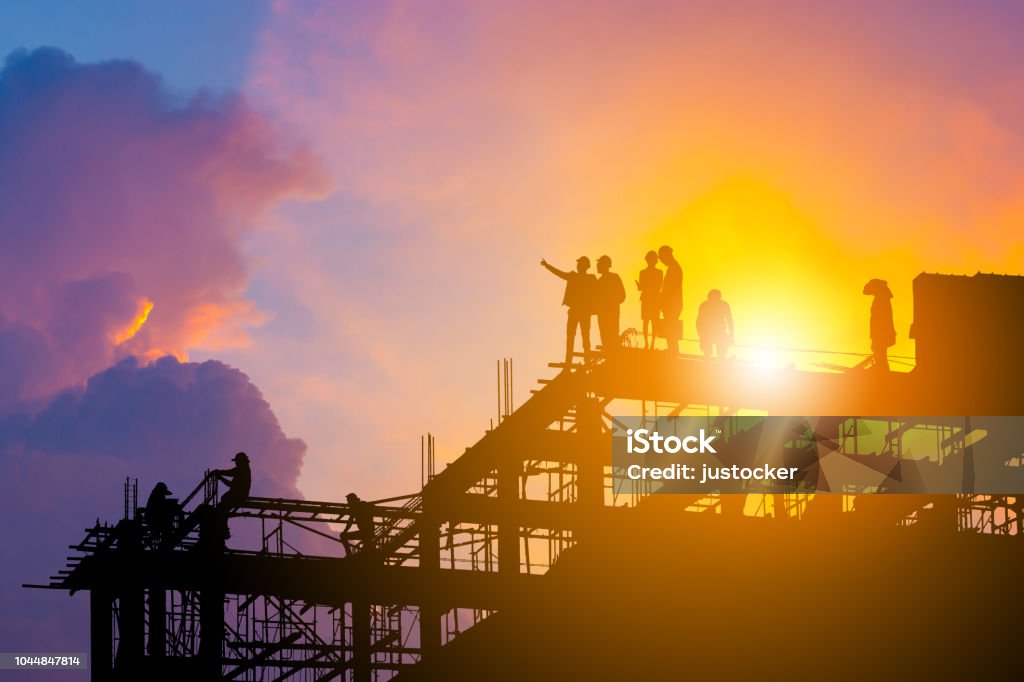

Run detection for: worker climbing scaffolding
[[210, 451, 252, 539], [340, 492, 377, 557], [213, 452, 252, 512]]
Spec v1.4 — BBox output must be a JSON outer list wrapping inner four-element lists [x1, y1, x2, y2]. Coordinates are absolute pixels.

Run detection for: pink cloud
[[0, 47, 324, 656], [0, 47, 329, 409], [238, 1, 1024, 505], [251, 1, 1024, 255]]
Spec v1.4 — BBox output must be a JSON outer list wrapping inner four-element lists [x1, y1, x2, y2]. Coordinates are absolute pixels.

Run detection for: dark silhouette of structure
[[863, 279, 896, 371], [30, 271, 1024, 681], [911, 272, 1024, 381], [594, 255, 625, 352], [696, 289, 733, 358], [636, 250, 663, 349], [541, 257, 597, 364], [340, 492, 377, 556], [657, 245, 682, 355]]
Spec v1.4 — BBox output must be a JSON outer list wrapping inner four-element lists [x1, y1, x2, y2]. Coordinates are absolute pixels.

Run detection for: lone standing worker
[[696, 289, 734, 358], [636, 250, 663, 350], [541, 257, 598, 364], [595, 255, 626, 352], [214, 452, 252, 512], [658, 245, 683, 355], [863, 279, 896, 371]]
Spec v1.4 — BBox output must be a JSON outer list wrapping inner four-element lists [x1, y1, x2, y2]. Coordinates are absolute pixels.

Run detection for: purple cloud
[[0, 47, 324, 664], [0, 47, 328, 409], [0, 357, 306, 658]]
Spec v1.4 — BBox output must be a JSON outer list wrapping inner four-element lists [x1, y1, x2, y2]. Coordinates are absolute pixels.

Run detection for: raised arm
[[214, 465, 238, 483], [540, 259, 570, 280]]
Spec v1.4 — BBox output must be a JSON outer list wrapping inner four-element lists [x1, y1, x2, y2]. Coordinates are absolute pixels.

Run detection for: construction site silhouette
[[28, 271, 1024, 681]]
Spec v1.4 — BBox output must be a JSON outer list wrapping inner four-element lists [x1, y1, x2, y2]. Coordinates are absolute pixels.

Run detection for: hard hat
[[863, 279, 892, 298]]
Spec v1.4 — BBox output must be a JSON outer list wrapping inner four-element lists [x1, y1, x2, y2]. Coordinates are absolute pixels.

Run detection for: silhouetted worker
[[696, 289, 734, 358], [595, 255, 626, 352], [214, 451, 252, 512], [144, 481, 179, 541], [340, 493, 377, 556], [658, 245, 683, 355], [863, 279, 896, 371], [541, 257, 598, 364], [636, 250, 663, 349]]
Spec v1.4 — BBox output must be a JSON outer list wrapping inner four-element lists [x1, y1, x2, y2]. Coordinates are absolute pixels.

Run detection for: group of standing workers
[[635, 246, 687, 353], [540, 254, 626, 363], [542, 245, 733, 362], [543, 249, 897, 369]]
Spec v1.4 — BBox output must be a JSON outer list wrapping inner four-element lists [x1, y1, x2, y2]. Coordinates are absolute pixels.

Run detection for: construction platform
[[31, 271, 1024, 680]]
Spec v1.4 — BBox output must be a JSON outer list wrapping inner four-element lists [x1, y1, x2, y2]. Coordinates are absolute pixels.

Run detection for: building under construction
[[32, 272, 1024, 680]]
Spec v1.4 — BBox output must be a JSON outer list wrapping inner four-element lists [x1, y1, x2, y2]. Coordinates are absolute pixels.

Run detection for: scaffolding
[[30, 347, 1024, 681]]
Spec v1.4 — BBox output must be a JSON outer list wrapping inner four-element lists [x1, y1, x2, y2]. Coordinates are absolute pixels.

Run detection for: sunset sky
[[3, 0, 1024, 655]]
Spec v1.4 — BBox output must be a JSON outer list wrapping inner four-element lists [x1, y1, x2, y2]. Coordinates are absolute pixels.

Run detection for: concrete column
[[418, 498, 442, 661], [90, 589, 112, 682], [114, 589, 144, 673], [198, 587, 224, 677], [198, 511, 224, 678], [352, 599, 371, 682], [576, 398, 605, 513], [497, 461, 520, 576], [146, 589, 165, 658]]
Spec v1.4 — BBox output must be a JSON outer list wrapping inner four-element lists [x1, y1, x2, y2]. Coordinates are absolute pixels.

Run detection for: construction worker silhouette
[[863, 279, 896, 371], [596, 255, 626, 352], [636, 250, 663, 350], [658, 245, 683, 355], [696, 289, 734, 358], [541, 257, 598, 364], [144, 481, 179, 541], [340, 493, 377, 556], [214, 452, 252, 512]]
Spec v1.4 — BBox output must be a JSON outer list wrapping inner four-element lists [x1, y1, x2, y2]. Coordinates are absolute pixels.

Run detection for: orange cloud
[[111, 299, 154, 346], [246, 1, 1024, 498]]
